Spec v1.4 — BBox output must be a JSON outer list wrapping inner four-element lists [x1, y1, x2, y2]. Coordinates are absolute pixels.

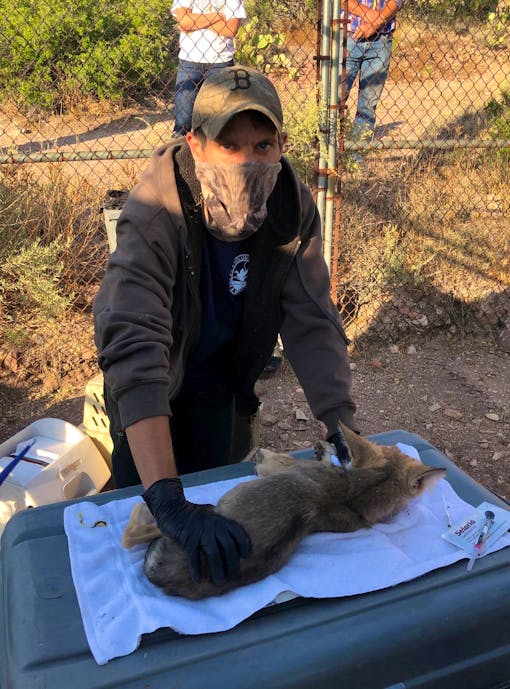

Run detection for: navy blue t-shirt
[[181, 232, 249, 392]]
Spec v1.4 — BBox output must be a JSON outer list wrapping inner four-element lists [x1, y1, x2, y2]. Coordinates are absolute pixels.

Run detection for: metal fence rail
[[0, 0, 508, 396]]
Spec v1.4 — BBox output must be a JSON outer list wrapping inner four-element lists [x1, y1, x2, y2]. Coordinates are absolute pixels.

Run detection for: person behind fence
[[170, 0, 246, 137], [341, 0, 404, 149], [93, 65, 358, 587]]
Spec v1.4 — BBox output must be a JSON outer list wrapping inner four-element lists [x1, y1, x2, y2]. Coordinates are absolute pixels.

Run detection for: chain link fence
[[0, 0, 509, 400]]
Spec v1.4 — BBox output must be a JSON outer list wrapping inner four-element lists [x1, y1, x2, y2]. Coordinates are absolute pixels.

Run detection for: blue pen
[[0, 439, 37, 488]]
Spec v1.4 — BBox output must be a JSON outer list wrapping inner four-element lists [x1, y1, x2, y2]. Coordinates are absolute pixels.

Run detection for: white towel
[[63, 444, 510, 665]]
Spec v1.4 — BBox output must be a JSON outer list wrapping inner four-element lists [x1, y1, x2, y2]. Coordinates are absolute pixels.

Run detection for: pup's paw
[[314, 440, 337, 464]]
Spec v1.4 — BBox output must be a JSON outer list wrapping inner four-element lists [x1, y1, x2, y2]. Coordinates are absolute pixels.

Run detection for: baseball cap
[[191, 65, 284, 140]]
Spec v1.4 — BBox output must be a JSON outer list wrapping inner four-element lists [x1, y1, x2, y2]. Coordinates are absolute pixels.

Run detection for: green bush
[[0, 167, 106, 386], [412, 0, 499, 20], [282, 86, 320, 184], [486, 89, 510, 140], [236, 17, 296, 76], [0, 166, 106, 303], [244, 0, 315, 32], [0, 0, 176, 112], [0, 239, 73, 319], [484, 89, 510, 164], [485, 5, 510, 48]]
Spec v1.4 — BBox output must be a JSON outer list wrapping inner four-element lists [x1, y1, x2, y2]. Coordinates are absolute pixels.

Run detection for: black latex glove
[[142, 478, 252, 585], [327, 425, 353, 468]]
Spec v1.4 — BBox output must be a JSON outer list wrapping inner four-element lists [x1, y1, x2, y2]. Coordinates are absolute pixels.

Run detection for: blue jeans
[[173, 59, 235, 136], [343, 33, 393, 141]]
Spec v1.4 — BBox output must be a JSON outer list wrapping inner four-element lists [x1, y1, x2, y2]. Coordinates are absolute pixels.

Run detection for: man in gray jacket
[[94, 65, 357, 587]]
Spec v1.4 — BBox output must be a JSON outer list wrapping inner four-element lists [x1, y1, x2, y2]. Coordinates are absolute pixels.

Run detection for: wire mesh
[[0, 0, 508, 399]]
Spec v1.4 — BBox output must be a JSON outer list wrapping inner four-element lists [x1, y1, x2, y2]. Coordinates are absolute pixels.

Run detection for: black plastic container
[[1, 430, 510, 689]]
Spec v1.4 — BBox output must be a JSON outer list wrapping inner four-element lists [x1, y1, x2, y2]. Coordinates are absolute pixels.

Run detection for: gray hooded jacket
[[93, 140, 357, 438]]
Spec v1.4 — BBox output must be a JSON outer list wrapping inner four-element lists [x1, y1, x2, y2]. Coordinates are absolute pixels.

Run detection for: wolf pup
[[123, 424, 446, 599]]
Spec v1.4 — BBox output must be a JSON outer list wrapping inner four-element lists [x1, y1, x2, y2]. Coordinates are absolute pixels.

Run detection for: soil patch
[[256, 331, 510, 500]]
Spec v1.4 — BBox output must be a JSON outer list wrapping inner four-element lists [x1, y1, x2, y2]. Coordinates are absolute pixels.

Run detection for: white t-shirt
[[171, 0, 246, 64]]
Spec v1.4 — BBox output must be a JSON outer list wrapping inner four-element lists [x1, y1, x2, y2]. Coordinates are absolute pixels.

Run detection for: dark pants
[[108, 386, 235, 488], [173, 59, 235, 136]]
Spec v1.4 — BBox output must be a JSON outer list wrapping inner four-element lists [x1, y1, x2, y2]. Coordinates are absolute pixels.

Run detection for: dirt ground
[[1, 330, 509, 501], [255, 330, 510, 500]]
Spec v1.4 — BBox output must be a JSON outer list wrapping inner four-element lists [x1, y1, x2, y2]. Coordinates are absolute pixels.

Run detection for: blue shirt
[[181, 233, 249, 392]]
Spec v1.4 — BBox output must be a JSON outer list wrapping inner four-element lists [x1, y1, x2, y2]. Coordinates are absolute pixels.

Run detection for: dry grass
[[0, 166, 106, 395], [335, 148, 510, 342], [405, 154, 510, 292]]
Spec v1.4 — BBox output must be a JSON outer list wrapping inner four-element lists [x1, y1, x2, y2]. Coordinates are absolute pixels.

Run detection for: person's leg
[[105, 382, 234, 484], [173, 60, 204, 136], [343, 35, 363, 100], [170, 386, 235, 474], [342, 36, 365, 163], [173, 60, 234, 136], [229, 410, 259, 463], [261, 335, 283, 378], [353, 34, 393, 139]]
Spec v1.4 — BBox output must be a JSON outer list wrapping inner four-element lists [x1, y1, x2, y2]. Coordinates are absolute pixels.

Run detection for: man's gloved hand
[[142, 478, 252, 585], [327, 425, 353, 468]]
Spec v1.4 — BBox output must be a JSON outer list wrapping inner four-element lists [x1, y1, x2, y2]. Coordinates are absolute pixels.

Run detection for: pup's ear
[[122, 502, 163, 548], [241, 446, 261, 463], [409, 466, 447, 494], [338, 422, 386, 467]]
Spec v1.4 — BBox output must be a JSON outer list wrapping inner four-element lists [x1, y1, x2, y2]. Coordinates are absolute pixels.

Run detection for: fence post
[[316, 0, 332, 253], [323, 0, 342, 278]]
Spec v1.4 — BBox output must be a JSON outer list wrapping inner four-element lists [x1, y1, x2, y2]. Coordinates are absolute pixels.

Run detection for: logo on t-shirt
[[229, 253, 249, 295]]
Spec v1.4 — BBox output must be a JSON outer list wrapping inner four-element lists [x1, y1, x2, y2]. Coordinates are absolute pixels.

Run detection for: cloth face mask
[[195, 161, 282, 242]]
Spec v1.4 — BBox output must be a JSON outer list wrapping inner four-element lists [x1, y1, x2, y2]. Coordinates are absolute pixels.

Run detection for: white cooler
[[0, 418, 111, 537]]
